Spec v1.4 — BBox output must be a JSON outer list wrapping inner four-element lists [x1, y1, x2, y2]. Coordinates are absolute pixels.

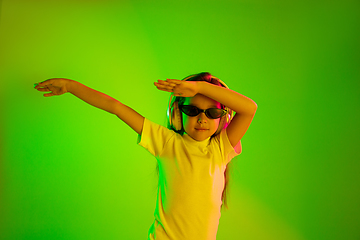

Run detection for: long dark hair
[[160, 72, 232, 210]]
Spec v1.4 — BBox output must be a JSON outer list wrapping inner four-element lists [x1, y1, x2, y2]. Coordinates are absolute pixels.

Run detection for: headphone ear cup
[[215, 108, 232, 135], [215, 116, 225, 135], [172, 102, 182, 131]]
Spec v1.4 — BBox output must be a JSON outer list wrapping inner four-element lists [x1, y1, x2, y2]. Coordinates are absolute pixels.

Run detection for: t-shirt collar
[[183, 133, 211, 147]]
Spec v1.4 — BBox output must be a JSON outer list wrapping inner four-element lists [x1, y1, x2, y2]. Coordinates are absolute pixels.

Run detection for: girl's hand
[[34, 78, 71, 97], [154, 79, 199, 97]]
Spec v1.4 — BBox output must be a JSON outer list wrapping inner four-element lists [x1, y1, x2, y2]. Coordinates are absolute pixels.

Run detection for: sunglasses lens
[[207, 109, 226, 119], [180, 105, 199, 116]]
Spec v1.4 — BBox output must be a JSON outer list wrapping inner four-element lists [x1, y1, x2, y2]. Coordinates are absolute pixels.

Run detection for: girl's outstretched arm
[[154, 79, 257, 147], [35, 78, 144, 135]]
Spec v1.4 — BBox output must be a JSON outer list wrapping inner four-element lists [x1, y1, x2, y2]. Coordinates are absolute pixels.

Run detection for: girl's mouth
[[195, 128, 209, 131]]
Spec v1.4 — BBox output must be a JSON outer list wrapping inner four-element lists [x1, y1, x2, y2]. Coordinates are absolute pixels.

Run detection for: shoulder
[[138, 118, 177, 144], [211, 129, 242, 156]]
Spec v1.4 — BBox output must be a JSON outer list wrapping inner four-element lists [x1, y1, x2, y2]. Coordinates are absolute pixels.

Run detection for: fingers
[[37, 79, 54, 86], [157, 79, 177, 86], [35, 78, 69, 97], [34, 80, 54, 97], [36, 85, 51, 91], [166, 79, 182, 85], [34, 83, 40, 89], [35, 79, 57, 95], [44, 93, 55, 97], [154, 82, 173, 93], [35, 86, 52, 94], [155, 79, 180, 88], [154, 80, 177, 91], [37, 88, 54, 97], [35, 78, 62, 90], [35, 82, 51, 90]]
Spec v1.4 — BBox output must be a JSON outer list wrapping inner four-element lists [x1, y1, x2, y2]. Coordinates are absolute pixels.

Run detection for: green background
[[1, 0, 359, 239]]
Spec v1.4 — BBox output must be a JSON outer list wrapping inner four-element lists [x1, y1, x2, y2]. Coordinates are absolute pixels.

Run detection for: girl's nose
[[197, 113, 208, 123]]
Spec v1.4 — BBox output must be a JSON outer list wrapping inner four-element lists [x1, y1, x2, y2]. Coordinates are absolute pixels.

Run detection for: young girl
[[35, 72, 257, 240]]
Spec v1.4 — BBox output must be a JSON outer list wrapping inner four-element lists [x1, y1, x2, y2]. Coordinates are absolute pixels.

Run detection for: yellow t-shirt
[[138, 118, 241, 240]]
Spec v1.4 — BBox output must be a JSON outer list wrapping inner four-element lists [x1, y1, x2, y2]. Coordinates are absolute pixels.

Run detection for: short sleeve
[[137, 118, 176, 157], [218, 128, 242, 163]]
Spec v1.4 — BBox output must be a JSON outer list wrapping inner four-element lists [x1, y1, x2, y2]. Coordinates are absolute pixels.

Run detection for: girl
[[35, 72, 257, 240]]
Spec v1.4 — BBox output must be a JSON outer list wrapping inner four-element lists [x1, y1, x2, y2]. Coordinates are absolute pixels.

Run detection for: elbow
[[247, 101, 258, 116], [252, 103, 258, 115], [251, 99, 258, 112], [253, 102, 258, 111], [110, 100, 122, 116]]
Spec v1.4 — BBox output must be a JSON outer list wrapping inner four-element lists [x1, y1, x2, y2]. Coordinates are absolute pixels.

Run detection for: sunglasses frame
[[179, 105, 227, 119]]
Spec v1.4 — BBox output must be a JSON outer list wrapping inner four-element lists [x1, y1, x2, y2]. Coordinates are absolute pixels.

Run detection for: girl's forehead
[[185, 94, 221, 108]]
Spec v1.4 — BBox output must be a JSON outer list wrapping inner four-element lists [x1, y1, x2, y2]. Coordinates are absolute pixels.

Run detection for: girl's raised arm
[[35, 78, 145, 135], [154, 79, 257, 147]]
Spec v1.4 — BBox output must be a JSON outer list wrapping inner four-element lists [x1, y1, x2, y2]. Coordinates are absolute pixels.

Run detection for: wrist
[[196, 81, 206, 95], [66, 79, 76, 93]]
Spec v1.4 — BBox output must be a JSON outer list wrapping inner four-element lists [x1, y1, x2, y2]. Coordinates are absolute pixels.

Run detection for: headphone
[[167, 74, 234, 136]]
